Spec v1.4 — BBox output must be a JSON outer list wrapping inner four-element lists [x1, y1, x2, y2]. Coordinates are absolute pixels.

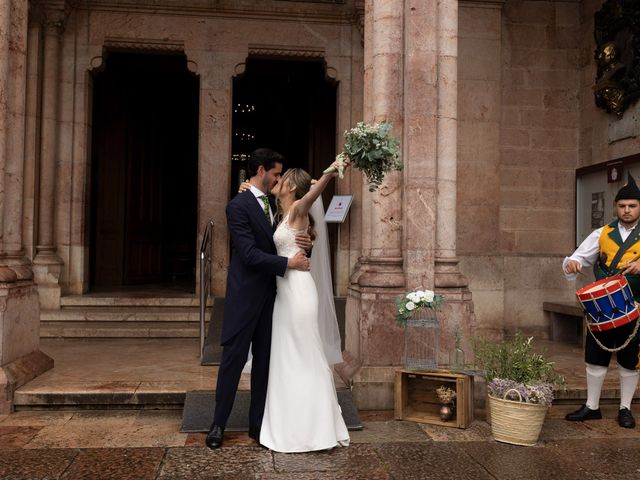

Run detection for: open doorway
[[230, 57, 338, 274], [89, 52, 199, 292]]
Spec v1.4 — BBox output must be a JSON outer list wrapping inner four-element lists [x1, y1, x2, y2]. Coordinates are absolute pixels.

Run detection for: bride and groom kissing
[[206, 148, 350, 453]]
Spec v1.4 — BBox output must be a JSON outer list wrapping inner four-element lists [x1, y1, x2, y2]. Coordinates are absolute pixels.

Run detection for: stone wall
[[458, 0, 584, 337]]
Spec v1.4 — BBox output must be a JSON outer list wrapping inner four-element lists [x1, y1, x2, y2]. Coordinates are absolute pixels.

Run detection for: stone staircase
[[40, 295, 212, 339]]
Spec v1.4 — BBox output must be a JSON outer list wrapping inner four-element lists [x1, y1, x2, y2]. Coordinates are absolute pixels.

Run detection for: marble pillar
[[0, 0, 54, 415], [3, 0, 31, 281], [346, 0, 406, 409], [32, 9, 64, 309], [347, 0, 474, 408], [433, 0, 475, 362]]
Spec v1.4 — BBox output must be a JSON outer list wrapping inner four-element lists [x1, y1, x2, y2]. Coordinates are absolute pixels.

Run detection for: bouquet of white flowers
[[395, 289, 444, 325], [324, 121, 402, 191]]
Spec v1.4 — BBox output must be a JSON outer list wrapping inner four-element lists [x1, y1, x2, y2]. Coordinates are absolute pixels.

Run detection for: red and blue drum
[[576, 275, 639, 332]]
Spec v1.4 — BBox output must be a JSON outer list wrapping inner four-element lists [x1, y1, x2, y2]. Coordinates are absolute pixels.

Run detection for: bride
[[259, 161, 350, 453]]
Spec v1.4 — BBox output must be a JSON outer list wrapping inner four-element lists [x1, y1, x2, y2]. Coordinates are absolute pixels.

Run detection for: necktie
[[261, 195, 272, 226]]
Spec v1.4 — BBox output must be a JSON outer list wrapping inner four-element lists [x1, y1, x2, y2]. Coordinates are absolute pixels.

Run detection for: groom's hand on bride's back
[[288, 251, 311, 271], [295, 233, 313, 255]]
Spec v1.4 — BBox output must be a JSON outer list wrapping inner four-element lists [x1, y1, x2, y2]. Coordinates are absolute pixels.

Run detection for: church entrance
[[89, 52, 199, 292], [230, 57, 338, 277]]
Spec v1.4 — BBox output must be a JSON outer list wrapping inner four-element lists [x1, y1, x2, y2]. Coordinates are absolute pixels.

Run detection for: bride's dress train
[[259, 216, 350, 453]]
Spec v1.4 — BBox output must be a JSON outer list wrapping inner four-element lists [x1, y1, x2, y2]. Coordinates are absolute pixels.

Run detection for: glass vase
[[449, 346, 465, 369]]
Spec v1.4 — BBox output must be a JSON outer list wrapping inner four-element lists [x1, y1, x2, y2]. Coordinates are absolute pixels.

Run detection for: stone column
[[0, 0, 53, 415], [346, 0, 406, 409], [3, 0, 31, 281], [0, 0, 11, 280], [32, 9, 64, 309], [433, 0, 475, 361]]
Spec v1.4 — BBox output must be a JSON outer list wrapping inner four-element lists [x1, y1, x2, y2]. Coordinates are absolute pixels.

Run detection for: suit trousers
[[213, 295, 275, 429]]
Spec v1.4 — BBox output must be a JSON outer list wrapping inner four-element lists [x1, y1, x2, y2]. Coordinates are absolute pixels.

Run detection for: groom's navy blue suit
[[213, 190, 288, 431]]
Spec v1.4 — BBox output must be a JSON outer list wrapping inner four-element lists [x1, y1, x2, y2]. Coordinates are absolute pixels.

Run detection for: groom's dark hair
[[248, 148, 285, 177]]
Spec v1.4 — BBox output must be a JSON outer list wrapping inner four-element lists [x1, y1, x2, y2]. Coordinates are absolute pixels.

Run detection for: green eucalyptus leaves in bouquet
[[324, 121, 402, 191]]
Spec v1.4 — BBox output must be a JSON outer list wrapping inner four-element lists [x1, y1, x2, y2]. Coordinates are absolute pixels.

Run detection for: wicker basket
[[488, 389, 548, 446]]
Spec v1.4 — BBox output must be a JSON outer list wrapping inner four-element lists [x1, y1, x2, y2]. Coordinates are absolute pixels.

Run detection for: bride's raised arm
[[294, 159, 349, 216]]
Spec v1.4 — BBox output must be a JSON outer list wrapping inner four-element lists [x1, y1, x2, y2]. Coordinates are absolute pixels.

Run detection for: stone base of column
[[0, 280, 53, 414], [3, 253, 34, 281], [33, 249, 64, 309], [344, 257, 405, 409]]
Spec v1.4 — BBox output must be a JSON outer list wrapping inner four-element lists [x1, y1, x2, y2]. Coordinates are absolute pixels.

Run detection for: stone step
[[60, 295, 214, 308], [13, 384, 189, 409], [41, 307, 208, 322], [40, 321, 202, 338]]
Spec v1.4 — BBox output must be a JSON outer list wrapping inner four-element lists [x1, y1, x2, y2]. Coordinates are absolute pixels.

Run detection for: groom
[[206, 148, 311, 449]]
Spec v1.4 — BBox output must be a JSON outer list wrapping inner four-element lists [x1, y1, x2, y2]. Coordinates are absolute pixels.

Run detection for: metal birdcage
[[403, 308, 440, 370]]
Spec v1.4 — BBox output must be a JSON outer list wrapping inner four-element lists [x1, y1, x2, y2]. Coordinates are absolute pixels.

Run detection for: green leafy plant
[[473, 331, 564, 406], [326, 121, 402, 191]]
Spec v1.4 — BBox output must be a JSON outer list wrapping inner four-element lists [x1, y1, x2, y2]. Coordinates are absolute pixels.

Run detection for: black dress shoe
[[565, 404, 602, 421], [205, 425, 224, 449], [618, 408, 636, 428]]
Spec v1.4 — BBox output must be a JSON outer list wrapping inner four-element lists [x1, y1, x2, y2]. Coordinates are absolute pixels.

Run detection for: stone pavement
[[1, 406, 640, 479]]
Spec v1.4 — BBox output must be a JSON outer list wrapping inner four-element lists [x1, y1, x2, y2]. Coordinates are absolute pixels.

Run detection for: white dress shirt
[[563, 222, 638, 280], [249, 185, 274, 225]]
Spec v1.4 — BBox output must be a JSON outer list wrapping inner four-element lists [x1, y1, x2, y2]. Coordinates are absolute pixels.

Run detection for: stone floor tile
[[349, 420, 430, 443], [420, 420, 492, 441], [374, 442, 495, 480], [0, 411, 74, 427], [578, 418, 640, 438], [61, 448, 165, 480], [358, 410, 394, 422], [538, 418, 596, 441], [25, 421, 188, 449], [184, 432, 256, 448], [459, 441, 587, 480], [542, 438, 640, 479], [157, 446, 274, 479], [0, 448, 77, 480], [0, 414, 8, 423], [255, 468, 391, 480], [272, 444, 381, 473], [0, 426, 42, 448]]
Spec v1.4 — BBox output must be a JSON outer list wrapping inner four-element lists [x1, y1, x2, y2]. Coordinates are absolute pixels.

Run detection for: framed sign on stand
[[324, 195, 353, 295]]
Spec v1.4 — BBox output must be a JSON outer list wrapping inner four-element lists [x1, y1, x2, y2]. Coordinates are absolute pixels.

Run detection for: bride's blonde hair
[[279, 168, 316, 241]]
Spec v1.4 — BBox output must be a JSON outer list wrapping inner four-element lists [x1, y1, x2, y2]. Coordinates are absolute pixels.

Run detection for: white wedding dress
[[259, 215, 350, 453]]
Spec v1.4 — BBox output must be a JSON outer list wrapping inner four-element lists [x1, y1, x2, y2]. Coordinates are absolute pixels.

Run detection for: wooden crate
[[394, 369, 474, 429]]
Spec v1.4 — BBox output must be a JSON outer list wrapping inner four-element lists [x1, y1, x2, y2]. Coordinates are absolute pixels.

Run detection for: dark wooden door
[[90, 53, 198, 290]]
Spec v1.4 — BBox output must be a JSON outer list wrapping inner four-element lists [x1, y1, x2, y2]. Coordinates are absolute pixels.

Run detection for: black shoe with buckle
[[205, 425, 224, 449], [618, 408, 636, 428], [565, 404, 602, 421]]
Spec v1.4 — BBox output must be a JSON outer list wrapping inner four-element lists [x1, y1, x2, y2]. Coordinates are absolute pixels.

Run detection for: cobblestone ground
[[1, 406, 640, 479]]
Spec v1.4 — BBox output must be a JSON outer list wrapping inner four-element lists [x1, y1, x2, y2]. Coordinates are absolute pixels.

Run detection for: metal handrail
[[199, 219, 214, 361]]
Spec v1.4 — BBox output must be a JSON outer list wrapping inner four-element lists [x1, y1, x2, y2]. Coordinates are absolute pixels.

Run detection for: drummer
[[563, 173, 640, 429]]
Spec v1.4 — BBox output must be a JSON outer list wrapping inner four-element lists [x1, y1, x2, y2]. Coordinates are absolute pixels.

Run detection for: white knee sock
[[618, 366, 639, 410], [586, 363, 608, 410]]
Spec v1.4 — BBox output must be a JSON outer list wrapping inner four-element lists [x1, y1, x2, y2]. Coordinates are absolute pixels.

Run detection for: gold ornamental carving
[[593, 0, 640, 117]]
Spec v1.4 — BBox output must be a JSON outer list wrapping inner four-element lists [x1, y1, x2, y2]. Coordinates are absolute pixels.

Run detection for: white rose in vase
[[422, 290, 435, 303]]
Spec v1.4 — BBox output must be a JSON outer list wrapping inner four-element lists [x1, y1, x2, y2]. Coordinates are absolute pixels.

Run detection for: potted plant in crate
[[473, 332, 565, 446], [395, 289, 445, 370]]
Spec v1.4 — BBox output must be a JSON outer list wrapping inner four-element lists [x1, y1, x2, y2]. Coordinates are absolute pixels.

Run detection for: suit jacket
[[221, 190, 288, 343]]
